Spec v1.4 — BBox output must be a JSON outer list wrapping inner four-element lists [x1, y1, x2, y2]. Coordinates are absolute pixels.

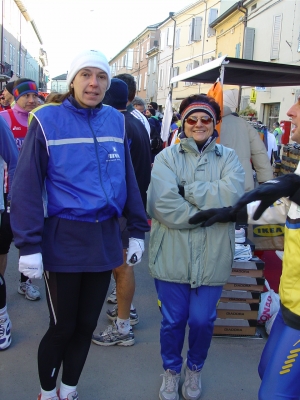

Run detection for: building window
[[207, 9, 218, 37], [127, 49, 133, 69], [141, 46, 144, 61], [167, 27, 174, 46], [189, 17, 202, 43], [136, 46, 139, 64], [172, 66, 179, 88], [243, 27, 255, 60], [158, 68, 164, 88], [235, 43, 241, 58], [185, 63, 193, 86], [175, 28, 180, 49], [144, 72, 147, 89], [152, 56, 157, 73]]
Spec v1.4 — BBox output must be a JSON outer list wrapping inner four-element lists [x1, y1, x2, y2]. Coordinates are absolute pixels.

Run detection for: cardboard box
[[220, 290, 260, 304], [231, 257, 265, 278], [217, 302, 259, 320], [224, 276, 265, 292], [213, 318, 257, 336]]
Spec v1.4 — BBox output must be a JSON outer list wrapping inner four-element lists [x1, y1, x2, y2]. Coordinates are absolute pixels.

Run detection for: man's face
[[134, 103, 145, 113], [287, 96, 300, 144], [3, 88, 14, 104]]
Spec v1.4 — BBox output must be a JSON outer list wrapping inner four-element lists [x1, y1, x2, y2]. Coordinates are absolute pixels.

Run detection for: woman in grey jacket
[[147, 95, 245, 400]]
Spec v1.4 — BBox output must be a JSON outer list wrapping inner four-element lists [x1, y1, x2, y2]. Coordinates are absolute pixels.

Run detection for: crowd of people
[[0, 47, 299, 400]]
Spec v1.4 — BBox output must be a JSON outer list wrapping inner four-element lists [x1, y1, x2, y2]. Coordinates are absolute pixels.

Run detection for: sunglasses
[[185, 115, 213, 125]]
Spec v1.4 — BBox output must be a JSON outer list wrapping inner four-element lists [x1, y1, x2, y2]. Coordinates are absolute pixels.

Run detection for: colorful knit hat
[[13, 80, 38, 101], [181, 102, 217, 127]]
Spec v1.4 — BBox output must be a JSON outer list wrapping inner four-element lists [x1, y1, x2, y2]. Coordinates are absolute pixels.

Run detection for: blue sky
[[25, 0, 193, 77]]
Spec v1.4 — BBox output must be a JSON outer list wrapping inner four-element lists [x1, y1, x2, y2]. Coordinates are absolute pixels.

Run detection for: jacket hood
[[223, 105, 234, 117]]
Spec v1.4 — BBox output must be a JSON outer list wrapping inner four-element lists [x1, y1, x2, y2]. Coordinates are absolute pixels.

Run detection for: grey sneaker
[[106, 286, 117, 304], [106, 304, 139, 326], [159, 369, 180, 400], [18, 279, 40, 301], [0, 316, 11, 350], [92, 322, 135, 346], [182, 359, 202, 400]]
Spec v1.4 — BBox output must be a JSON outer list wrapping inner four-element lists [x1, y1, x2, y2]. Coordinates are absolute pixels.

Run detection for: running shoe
[[92, 322, 135, 346], [159, 369, 180, 400], [18, 279, 40, 301], [37, 393, 59, 400], [0, 316, 11, 350], [106, 285, 117, 304], [106, 304, 139, 326], [182, 359, 202, 400], [57, 389, 79, 400], [235, 227, 246, 243]]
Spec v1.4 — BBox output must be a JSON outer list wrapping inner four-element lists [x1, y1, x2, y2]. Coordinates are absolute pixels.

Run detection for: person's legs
[[187, 285, 222, 370], [114, 250, 135, 319], [155, 278, 190, 373], [258, 310, 300, 400], [38, 270, 111, 393]]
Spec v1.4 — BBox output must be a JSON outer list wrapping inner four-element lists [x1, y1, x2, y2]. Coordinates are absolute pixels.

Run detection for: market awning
[[170, 55, 300, 87]]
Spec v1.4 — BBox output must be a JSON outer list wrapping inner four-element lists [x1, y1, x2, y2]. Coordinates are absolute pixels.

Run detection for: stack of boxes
[[213, 232, 265, 336]]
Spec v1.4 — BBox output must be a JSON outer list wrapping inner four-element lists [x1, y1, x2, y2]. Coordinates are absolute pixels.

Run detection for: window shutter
[[152, 56, 157, 73], [144, 72, 147, 89], [185, 63, 193, 86], [243, 27, 255, 60], [161, 31, 165, 50], [175, 28, 180, 49], [193, 60, 200, 69], [172, 66, 179, 88], [167, 27, 174, 46], [192, 17, 202, 41], [136, 47, 139, 64], [235, 42, 241, 58], [127, 49, 133, 69], [207, 9, 218, 37], [298, 31, 300, 52], [270, 14, 282, 60]]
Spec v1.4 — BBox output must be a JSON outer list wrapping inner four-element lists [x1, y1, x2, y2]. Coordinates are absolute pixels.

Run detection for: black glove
[[233, 174, 300, 220], [189, 207, 236, 227], [178, 185, 185, 197]]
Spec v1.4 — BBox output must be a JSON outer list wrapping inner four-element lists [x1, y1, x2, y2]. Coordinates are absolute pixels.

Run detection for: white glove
[[126, 238, 144, 266], [19, 253, 43, 279]]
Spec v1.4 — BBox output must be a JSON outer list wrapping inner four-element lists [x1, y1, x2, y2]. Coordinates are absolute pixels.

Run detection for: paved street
[[1, 235, 266, 400]]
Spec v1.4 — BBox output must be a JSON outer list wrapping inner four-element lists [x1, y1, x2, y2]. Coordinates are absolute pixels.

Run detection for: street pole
[[169, 12, 176, 105]]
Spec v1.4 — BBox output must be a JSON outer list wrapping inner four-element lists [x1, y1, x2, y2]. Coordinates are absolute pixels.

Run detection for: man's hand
[[19, 253, 43, 279], [126, 238, 145, 266], [233, 174, 300, 220], [189, 207, 236, 227]]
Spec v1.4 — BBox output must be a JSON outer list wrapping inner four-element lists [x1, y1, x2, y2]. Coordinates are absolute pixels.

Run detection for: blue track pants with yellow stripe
[[259, 309, 300, 399], [155, 279, 222, 374]]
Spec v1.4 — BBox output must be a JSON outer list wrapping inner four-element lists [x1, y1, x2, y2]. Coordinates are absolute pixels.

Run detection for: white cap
[[66, 49, 111, 89]]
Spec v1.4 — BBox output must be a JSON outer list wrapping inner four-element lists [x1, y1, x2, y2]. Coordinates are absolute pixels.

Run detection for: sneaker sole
[[106, 298, 118, 304], [159, 392, 179, 400], [92, 337, 135, 347], [25, 294, 41, 301], [106, 313, 139, 326]]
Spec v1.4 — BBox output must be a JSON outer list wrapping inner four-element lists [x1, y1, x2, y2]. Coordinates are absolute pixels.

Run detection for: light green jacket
[[147, 137, 245, 288]]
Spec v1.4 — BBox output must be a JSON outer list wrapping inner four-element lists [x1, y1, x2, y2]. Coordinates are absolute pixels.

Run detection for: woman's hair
[[179, 94, 221, 124], [45, 90, 72, 104]]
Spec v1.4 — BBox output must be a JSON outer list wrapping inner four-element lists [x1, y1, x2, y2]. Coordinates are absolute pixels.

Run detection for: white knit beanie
[[66, 49, 111, 89]]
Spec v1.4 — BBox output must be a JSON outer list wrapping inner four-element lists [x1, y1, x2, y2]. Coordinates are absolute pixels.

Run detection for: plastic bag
[[257, 280, 280, 325], [265, 311, 278, 335]]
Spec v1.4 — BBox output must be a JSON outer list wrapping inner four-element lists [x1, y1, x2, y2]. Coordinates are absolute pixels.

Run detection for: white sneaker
[[18, 279, 40, 301], [0, 316, 11, 350], [159, 369, 180, 400], [182, 360, 202, 400], [106, 285, 117, 304], [235, 228, 246, 243]]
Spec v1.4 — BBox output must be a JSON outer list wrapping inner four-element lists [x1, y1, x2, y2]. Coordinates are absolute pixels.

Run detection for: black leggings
[[38, 270, 111, 390]]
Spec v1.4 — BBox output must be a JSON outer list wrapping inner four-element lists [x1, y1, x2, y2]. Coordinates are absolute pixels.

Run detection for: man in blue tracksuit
[[10, 49, 149, 400]]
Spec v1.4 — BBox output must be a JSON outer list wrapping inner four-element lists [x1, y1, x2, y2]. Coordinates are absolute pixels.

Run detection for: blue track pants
[[259, 309, 300, 399], [155, 279, 222, 374]]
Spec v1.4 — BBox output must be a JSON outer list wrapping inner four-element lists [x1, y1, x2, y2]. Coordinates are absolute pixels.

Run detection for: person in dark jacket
[[10, 49, 149, 400], [92, 78, 151, 346], [0, 117, 18, 350]]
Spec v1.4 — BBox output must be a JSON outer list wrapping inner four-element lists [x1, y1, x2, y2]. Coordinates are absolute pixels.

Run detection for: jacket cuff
[[289, 188, 300, 206], [19, 244, 42, 257]]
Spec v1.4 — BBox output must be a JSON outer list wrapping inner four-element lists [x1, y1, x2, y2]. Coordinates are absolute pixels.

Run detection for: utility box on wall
[[280, 120, 291, 145]]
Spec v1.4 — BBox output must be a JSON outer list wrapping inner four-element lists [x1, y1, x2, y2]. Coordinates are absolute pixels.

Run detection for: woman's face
[[184, 111, 214, 145], [72, 67, 108, 108], [145, 109, 152, 117]]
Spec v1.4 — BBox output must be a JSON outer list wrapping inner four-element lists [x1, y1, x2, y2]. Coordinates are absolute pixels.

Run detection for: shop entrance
[[263, 103, 280, 131]]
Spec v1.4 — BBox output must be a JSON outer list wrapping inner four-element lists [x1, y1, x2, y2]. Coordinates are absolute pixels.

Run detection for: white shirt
[[131, 109, 151, 138], [267, 131, 278, 160]]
